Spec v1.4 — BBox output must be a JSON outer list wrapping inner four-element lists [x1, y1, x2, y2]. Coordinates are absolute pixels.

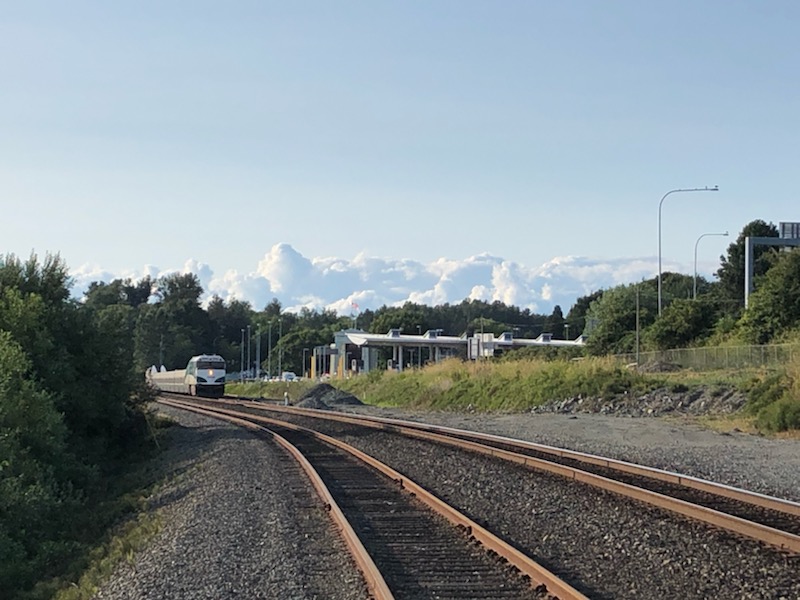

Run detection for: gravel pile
[[296, 384, 363, 409], [94, 405, 368, 600], [277, 412, 800, 600]]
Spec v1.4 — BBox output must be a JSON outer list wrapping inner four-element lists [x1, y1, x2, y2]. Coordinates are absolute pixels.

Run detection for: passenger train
[[147, 354, 226, 398]]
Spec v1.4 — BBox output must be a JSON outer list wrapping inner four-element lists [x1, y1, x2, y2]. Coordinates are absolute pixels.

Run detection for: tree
[[369, 302, 431, 336], [566, 290, 603, 337], [715, 220, 779, 311], [645, 298, 717, 350], [544, 305, 565, 339], [739, 249, 800, 344], [584, 283, 658, 355]]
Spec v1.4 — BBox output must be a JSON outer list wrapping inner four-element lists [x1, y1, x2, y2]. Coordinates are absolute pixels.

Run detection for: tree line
[[0, 254, 152, 597], [82, 217, 800, 374]]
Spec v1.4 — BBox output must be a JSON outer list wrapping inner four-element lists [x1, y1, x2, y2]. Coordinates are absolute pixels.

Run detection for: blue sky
[[2, 2, 798, 313]]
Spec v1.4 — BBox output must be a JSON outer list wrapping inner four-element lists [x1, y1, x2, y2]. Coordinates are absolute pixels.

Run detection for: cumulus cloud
[[71, 243, 677, 315]]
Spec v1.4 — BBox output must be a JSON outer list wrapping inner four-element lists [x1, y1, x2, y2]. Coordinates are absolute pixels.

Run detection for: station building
[[311, 328, 586, 379]]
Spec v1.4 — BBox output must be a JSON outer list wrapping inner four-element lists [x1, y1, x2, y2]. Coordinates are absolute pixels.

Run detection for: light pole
[[277, 318, 283, 376], [694, 231, 728, 299], [267, 321, 272, 378], [303, 348, 309, 378], [240, 328, 245, 383], [658, 186, 719, 315], [255, 327, 261, 379], [246, 325, 251, 380]]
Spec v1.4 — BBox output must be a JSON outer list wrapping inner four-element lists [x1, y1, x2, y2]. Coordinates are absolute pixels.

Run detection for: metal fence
[[616, 344, 800, 371]]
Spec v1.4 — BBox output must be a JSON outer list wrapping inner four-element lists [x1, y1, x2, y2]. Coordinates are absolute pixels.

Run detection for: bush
[[756, 395, 800, 432], [743, 372, 787, 415]]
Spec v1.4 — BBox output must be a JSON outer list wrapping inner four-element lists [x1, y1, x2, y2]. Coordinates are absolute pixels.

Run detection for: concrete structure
[[325, 328, 586, 377]]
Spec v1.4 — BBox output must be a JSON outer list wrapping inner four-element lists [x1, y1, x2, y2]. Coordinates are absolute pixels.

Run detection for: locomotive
[[147, 354, 226, 398]]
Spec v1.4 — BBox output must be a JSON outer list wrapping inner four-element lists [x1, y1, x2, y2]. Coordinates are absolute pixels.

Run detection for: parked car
[[281, 371, 297, 382]]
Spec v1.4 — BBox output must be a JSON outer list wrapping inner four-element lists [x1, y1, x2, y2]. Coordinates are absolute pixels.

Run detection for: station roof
[[335, 329, 586, 349]]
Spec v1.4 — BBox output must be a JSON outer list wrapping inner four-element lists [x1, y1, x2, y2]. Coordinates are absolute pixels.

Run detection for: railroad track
[[223, 398, 800, 555], [158, 397, 585, 600]]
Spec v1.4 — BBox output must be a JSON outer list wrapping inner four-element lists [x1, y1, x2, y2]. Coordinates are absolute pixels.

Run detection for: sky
[[2, 2, 798, 315]]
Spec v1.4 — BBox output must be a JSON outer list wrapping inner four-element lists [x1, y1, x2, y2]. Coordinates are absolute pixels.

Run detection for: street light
[[693, 231, 728, 299], [658, 186, 719, 314], [240, 328, 245, 383]]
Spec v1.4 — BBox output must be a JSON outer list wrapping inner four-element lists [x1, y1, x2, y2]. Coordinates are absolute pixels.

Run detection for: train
[[146, 354, 227, 397]]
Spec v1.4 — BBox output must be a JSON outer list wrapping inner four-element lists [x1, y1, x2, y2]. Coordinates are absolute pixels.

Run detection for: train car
[[147, 354, 226, 398]]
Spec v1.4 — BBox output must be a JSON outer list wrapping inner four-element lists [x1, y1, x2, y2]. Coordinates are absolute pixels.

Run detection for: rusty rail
[[230, 400, 800, 555], [160, 397, 588, 600], [159, 399, 394, 600]]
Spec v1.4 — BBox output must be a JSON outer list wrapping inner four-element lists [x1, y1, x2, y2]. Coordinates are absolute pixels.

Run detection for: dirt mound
[[297, 383, 364, 409]]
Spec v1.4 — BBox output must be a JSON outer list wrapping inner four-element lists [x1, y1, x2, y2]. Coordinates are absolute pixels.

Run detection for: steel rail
[[232, 401, 800, 554], [286, 406, 800, 518], [161, 397, 588, 600], [158, 399, 394, 600]]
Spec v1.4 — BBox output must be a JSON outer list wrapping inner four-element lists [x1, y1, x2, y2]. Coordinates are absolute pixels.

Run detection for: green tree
[[0, 332, 79, 593], [584, 283, 657, 355], [715, 220, 779, 312], [544, 305, 565, 339], [566, 290, 603, 336], [645, 298, 717, 350], [739, 249, 800, 344]]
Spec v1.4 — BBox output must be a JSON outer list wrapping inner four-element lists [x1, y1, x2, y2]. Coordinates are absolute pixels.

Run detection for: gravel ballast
[[340, 406, 800, 503], [275, 407, 800, 600], [94, 405, 369, 600], [94, 400, 800, 599]]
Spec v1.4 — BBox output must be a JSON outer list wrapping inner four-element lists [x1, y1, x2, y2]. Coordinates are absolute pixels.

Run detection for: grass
[[338, 355, 800, 433], [236, 355, 800, 433], [49, 514, 162, 600], [337, 357, 663, 412]]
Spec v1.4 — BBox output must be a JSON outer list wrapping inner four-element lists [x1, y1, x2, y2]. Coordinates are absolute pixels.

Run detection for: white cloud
[[72, 243, 676, 315]]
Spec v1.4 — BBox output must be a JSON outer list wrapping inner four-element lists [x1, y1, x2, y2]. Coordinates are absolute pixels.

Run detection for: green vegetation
[[337, 357, 661, 411], [741, 356, 800, 432], [0, 254, 159, 599]]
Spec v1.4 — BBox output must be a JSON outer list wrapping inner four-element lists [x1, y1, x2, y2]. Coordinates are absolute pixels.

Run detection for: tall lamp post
[[240, 328, 245, 383], [246, 325, 251, 379], [693, 231, 728, 299], [658, 186, 719, 314]]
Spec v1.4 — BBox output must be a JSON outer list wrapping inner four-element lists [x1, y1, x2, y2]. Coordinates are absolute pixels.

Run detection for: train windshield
[[198, 359, 225, 370]]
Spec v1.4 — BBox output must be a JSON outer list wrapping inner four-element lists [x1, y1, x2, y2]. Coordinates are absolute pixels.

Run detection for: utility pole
[[247, 325, 251, 379]]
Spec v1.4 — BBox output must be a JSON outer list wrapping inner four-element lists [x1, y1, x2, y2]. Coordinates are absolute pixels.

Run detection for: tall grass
[[748, 354, 800, 432], [339, 357, 661, 412]]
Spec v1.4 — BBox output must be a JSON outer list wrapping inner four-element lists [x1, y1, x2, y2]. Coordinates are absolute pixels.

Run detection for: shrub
[[743, 372, 787, 415], [756, 395, 800, 432]]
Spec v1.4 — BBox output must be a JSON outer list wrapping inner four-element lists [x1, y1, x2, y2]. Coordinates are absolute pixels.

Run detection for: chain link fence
[[616, 344, 799, 370]]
